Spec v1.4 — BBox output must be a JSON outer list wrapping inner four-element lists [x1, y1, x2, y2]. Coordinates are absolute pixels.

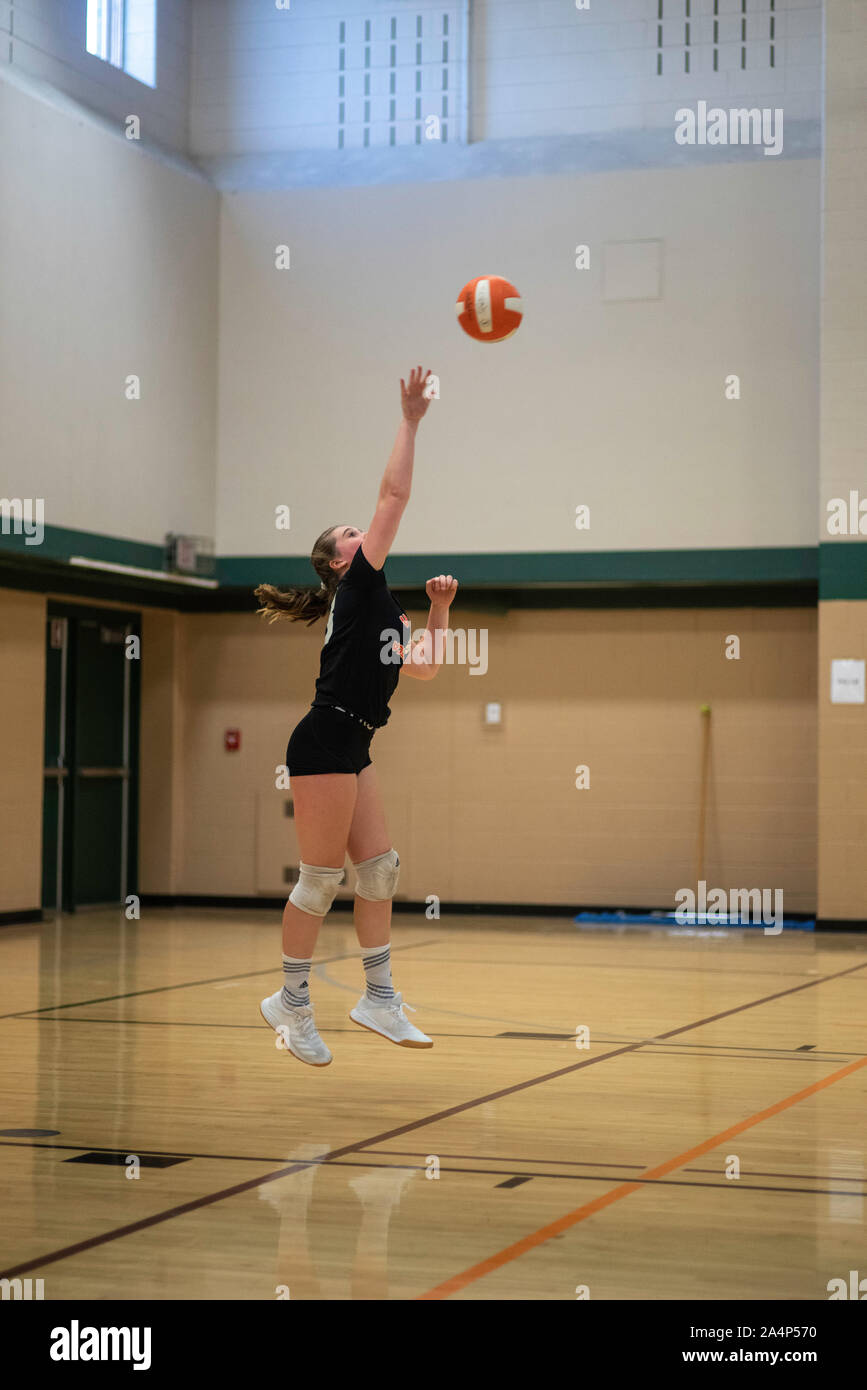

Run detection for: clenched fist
[[426, 574, 457, 606]]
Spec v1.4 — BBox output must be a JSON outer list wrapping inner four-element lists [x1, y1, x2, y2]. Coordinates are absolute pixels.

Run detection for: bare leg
[[281, 899, 324, 959], [284, 771, 358, 956], [352, 896, 392, 950], [346, 765, 393, 949]]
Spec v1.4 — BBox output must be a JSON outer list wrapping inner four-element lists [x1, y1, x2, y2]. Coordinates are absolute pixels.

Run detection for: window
[[86, 0, 156, 89]]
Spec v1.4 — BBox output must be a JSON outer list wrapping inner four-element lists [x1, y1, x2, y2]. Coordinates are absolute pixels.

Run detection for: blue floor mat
[[573, 910, 815, 931]]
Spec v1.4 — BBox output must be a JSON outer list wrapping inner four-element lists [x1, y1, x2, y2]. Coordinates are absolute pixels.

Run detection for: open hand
[[401, 365, 434, 424]]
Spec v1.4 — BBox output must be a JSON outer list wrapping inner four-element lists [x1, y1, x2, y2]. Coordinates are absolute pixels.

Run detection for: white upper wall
[[820, 0, 867, 526], [190, 0, 821, 166], [216, 156, 819, 560], [0, 1, 823, 560], [0, 70, 219, 546], [0, 0, 192, 155]]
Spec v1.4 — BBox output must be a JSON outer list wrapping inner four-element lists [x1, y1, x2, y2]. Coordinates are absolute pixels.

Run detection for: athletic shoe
[[260, 990, 332, 1066], [349, 992, 433, 1048]]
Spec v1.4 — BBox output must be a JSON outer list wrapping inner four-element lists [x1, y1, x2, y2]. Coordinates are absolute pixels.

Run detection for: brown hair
[[254, 523, 343, 626]]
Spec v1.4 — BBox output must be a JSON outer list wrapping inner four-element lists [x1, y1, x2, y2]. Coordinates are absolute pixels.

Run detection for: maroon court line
[[1, 957, 865, 1281]]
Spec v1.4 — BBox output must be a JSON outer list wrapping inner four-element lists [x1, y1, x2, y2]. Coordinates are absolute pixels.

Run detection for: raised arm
[[363, 366, 433, 571], [401, 574, 459, 680]]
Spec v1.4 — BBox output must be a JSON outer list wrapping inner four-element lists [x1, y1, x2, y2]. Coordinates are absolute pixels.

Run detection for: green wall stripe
[[8, 523, 866, 595], [0, 523, 164, 571], [220, 547, 818, 589], [819, 541, 867, 600]]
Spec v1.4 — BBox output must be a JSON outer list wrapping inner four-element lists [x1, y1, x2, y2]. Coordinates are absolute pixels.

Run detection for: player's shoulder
[[343, 542, 385, 586]]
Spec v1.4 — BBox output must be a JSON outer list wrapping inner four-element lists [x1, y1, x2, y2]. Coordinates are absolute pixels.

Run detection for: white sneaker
[[349, 992, 433, 1048], [260, 990, 333, 1066]]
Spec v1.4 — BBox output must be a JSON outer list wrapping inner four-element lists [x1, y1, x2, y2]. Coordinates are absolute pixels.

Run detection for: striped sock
[[362, 944, 395, 1003], [281, 954, 312, 1010]]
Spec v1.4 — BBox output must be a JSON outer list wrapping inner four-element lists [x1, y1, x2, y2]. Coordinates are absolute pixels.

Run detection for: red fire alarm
[[225, 729, 241, 752]]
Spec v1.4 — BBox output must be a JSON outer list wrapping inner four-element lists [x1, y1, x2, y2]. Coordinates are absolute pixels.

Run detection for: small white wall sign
[[830, 659, 865, 704]]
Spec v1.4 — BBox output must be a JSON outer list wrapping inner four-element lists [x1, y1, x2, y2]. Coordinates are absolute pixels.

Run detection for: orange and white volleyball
[[455, 275, 523, 343]]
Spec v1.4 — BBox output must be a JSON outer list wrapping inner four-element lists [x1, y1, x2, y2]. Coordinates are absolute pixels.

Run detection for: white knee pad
[[353, 848, 400, 902], [289, 862, 346, 917]]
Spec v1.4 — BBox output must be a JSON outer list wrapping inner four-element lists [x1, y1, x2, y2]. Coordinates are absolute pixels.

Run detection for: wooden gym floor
[[1, 908, 865, 1300]]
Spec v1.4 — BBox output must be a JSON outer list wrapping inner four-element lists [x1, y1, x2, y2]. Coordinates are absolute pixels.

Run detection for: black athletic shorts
[[286, 705, 374, 776]]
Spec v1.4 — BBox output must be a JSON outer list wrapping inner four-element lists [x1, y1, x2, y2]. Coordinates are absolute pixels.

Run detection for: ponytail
[[255, 524, 342, 626]]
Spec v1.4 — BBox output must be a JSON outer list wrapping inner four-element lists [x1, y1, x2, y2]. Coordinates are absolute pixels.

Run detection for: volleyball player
[[254, 366, 457, 1065]]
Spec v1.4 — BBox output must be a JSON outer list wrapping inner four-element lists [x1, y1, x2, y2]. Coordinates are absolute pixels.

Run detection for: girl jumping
[[254, 366, 457, 1066]]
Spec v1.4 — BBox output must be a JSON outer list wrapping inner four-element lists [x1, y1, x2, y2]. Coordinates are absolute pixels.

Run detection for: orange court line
[[417, 1053, 867, 1299]]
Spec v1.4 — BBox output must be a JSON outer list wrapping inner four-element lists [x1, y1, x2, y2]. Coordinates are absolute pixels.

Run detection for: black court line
[[363, 1149, 649, 1169], [498, 1035, 867, 1060], [500, 1030, 857, 1062], [321, 1160, 864, 1199], [500, 1030, 578, 1039], [0, 969, 279, 1020], [64, 1153, 189, 1168], [360, 1151, 867, 1188], [0, 937, 442, 1022], [22, 1016, 622, 1046], [12, 1016, 857, 1062], [685, 1163, 865, 1184], [0, 1140, 647, 1168], [16, 1017, 504, 1041], [628, 1049, 849, 1064], [595, 1040, 867, 1059], [1, 956, 865, 1282], [416, 957, 847, 979], [6, 1136, 861, 1194], [0, 1139, 318, 1163]]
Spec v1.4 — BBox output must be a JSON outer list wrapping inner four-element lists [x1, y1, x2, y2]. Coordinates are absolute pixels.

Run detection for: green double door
[[42, 603, 141, 912]]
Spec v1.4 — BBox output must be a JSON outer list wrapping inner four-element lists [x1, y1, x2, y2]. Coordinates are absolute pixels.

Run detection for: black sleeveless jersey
[[310, 542, 411, 729]]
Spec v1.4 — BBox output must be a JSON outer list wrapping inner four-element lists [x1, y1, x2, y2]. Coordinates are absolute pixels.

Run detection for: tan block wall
[[0, 588, 46, 913], [817, 599, 867, 920], [162, 604, 817, 912], [818, 2, 867, 921], [0, 588, 822, 915], [139, 610, 186, 897]]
